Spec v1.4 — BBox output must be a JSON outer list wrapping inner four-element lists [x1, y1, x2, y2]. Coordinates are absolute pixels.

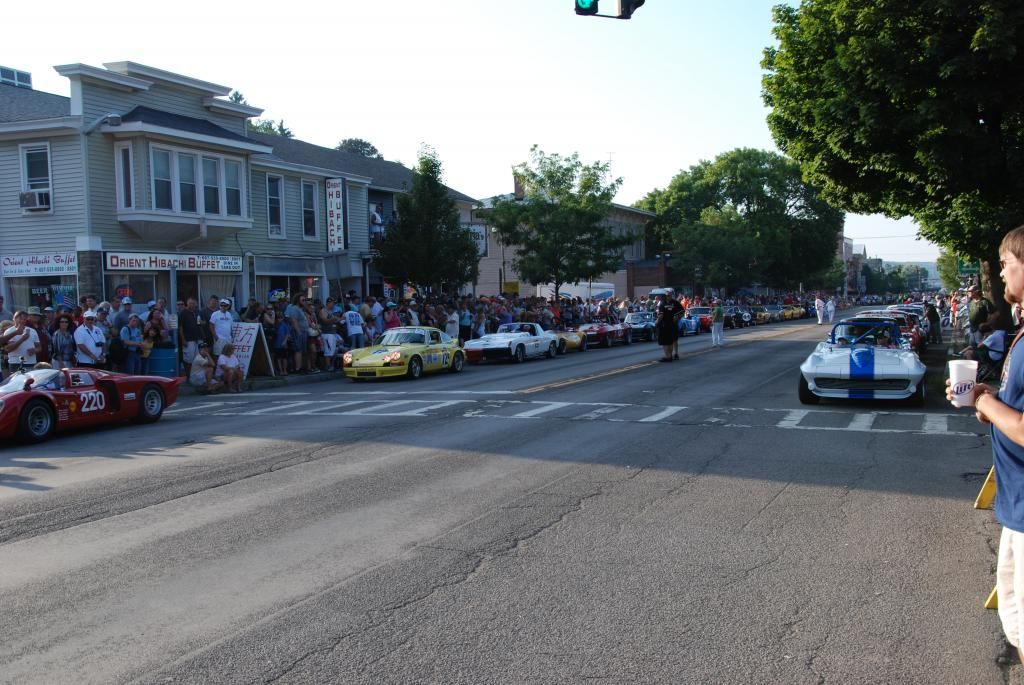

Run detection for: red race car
[[576, 320, 634, 347], [0, 367, 182, 443]]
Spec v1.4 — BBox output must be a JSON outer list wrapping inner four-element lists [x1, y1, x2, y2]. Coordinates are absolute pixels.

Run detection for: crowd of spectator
[[0, 287, 854, 392]]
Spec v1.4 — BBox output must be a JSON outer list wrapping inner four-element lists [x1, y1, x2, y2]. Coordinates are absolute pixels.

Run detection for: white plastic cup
[[949, 359, 979, 408]]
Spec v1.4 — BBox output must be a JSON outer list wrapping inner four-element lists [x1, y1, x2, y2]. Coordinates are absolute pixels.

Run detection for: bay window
[[147, 144, 246, 217]]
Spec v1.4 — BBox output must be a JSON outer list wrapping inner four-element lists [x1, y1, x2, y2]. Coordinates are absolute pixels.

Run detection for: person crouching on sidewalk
[[189, 342, 222, 393], [216, 342, 243, 393]]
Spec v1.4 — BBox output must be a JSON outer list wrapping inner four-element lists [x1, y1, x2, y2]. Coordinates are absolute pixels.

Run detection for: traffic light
[[617, 0, 644, 18], [575, 0, 598, 16]]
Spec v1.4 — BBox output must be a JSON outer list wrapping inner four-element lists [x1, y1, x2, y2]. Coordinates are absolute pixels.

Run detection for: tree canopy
[[480, 146, 633, 298], [636, 148, 845, 290], [763, 0, 1024, 305], [247, 119, 293, 138], [337, 138, 383, 159], [371, 148, 478, 293]]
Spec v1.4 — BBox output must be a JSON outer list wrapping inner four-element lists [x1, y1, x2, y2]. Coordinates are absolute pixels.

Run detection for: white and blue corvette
[[798, 318, 926, 405]]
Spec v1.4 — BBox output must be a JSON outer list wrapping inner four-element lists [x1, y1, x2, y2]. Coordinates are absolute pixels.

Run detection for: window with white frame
[[267, 175, 283, 238], [202, 157, 220, 215], [225, 160, 241, 216], [148, 144, 246, 218], [301, 179, 318, 239], [114, 142, 134, 210], [178, 153, 197, 212], [152, 148, 173, 210]]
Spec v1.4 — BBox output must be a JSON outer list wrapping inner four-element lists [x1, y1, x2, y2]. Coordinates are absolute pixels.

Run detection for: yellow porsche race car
[[343, 326, 464, 381]]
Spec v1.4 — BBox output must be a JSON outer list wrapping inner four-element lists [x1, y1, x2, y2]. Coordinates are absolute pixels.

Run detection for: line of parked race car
[[797, 303, 933, 407], [342, 303, 814, 382]]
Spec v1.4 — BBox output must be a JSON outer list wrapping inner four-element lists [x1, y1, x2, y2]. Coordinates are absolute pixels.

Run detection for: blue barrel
[[145, 347, 178, 378]]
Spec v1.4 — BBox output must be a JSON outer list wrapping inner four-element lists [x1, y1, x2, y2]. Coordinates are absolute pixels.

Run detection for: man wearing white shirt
[[209, 299, 235, 355], [3, 311, 41, 372], [73, 310, 106, 368], [343, 308, 365, 349]]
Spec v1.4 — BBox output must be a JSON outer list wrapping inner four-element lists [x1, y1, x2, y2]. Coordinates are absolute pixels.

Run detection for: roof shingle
[[0, 83, 71, 123]]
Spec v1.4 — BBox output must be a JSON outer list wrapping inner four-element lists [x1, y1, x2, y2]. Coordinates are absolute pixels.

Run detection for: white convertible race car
[[798, 318, 926, 405], [463, 322, 559, 364]]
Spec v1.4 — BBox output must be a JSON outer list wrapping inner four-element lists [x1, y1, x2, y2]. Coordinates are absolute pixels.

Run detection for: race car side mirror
[[23, 377, 35, 392]]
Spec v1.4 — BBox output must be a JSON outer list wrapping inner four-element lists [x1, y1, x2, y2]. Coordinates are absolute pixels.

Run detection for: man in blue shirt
[[951, 225, 1024, 658]]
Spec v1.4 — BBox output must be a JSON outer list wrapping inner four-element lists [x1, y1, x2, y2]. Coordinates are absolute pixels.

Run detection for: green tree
[[337, 138, 383, 159], [480, 146, 632, 298], [936, 250, 962, 291], [247, 119, 293, 138], [371, 147, 478, 293], [229, 90, 246, 104], [636, 148, 845, 290], [763, 0, 1024, 322]]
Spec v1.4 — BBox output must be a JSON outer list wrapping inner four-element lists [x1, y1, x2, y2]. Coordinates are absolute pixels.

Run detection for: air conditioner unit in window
[[19, 191, 50, 211]]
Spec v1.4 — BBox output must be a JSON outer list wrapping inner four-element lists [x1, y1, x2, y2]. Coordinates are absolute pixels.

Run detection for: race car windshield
[[688, 308, 711, 315], [377, 331, 425, 345], [497, 324, 527, 334], [831, 323, 895, 345], [0, 369, 61, 394]]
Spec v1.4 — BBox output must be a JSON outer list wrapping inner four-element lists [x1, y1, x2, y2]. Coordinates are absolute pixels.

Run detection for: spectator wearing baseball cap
[[112, 297, 133, 331], [74, 310, 106, 367], [209, 299, 234, 355], [189, 341, 222, 393]]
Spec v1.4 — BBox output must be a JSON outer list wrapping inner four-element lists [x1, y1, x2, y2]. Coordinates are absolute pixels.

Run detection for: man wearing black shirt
[[179, 297, 204, 366]]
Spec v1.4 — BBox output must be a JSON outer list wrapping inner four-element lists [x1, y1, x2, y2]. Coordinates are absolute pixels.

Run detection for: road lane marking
[[341, 399, 423, 415], [777, 410, 809, 429], [244, 392, 312, 396], [326, 390, 517, 396], [165, 401, 246, 414], [385, 400, 475, 416], [520, 363, 656, 393], [283, 401, 368, 415], [574, 404, 630, 420], [242, 401, 317, 415], [847, 413, 877, 431], [510, 401, 574, 418], [639, 406, 686, 422], [922, 414, 948, 433]]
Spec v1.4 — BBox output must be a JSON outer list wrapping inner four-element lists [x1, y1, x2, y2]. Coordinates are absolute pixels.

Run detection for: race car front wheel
[[407, 356, 423, 380], [798, 376, 820, 405], [136, 384, 165, 423], [546, 342, 557, 358], [514, 346, 526, 363], [449, 352, 464, 373], [18, 399, 55, 443]]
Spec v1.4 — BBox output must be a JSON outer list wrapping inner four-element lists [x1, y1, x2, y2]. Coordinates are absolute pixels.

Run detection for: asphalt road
[[0, 316, 1010, 684]]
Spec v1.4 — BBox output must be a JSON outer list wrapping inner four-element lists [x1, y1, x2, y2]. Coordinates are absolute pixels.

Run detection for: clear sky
[[6, 0, 938, 262]]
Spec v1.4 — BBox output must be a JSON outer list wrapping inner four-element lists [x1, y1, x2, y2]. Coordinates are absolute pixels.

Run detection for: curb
[[179, 369, 345, 396]]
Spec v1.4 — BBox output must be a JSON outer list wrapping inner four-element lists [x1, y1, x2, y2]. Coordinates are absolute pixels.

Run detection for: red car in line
[[576, 319, 634, 347], [0, 367, 181, 443], [685, 307, 714, 332]]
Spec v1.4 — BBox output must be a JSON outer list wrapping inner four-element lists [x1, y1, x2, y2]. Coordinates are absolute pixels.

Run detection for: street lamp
[[491, 226, 506, 295], [655, 252, 671, 286]]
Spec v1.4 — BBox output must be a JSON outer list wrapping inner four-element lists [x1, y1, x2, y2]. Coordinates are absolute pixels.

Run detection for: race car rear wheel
[[513, 345, 526, 363], [136, 384, 165, 423], [602, 335, 612, 348], [557, 340, 567, 355], [18, 399, 55, 443], [546, 342, 557, 358], [578, 338, 587, 352], [624, 330, 633, 345], [798, 376, 820, 405], [449, 351, 464, 373], [407, 356, 423, 379]]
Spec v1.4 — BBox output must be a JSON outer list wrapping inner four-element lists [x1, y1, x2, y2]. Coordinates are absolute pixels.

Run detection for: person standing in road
[[655, 293, 680, 362], [815, 294, 825, 325], [711, 299, 725, 348], [826, 297, 836, 323], [948, 226, 1024, 663]]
